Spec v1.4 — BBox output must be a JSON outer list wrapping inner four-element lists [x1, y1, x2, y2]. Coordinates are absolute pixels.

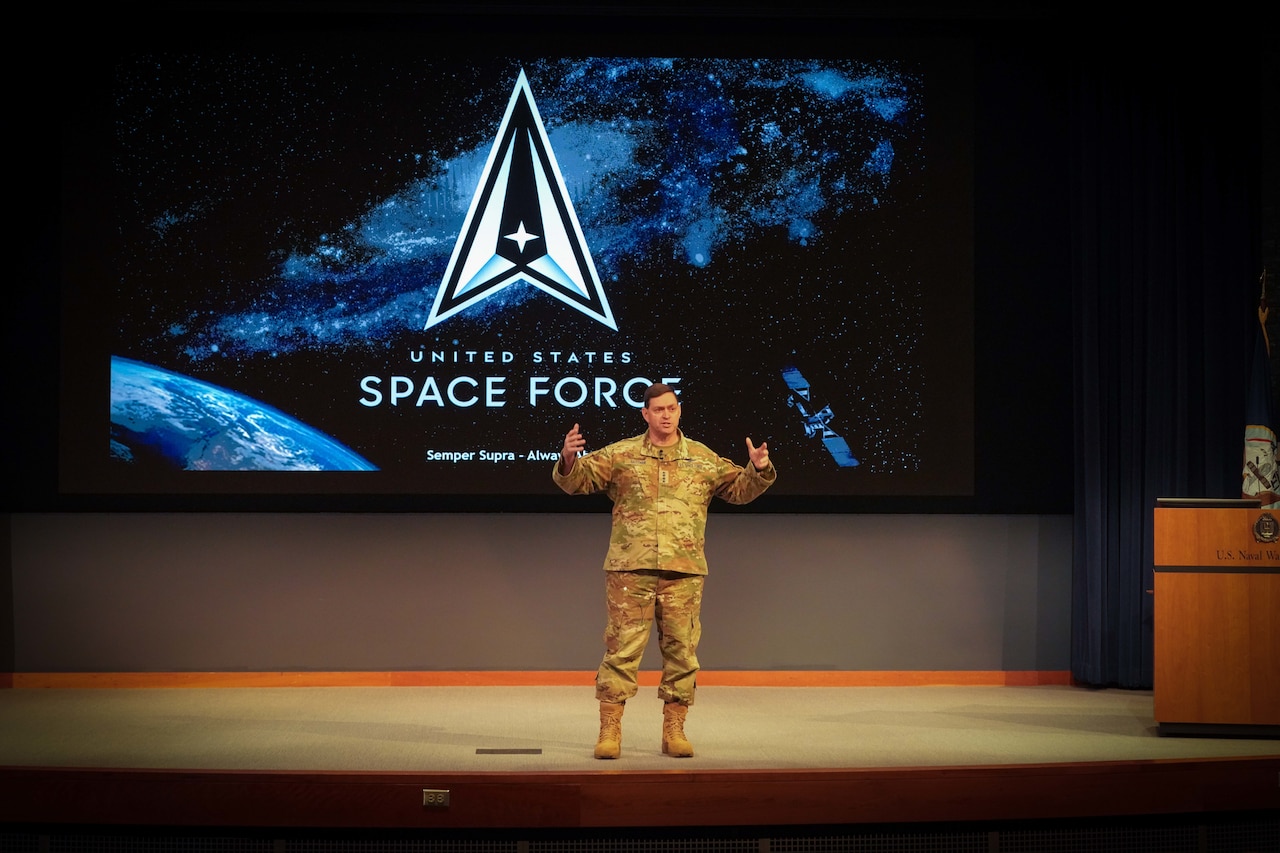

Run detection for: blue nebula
[[129, 57, 921, 360], [865, 141, 895, 175]]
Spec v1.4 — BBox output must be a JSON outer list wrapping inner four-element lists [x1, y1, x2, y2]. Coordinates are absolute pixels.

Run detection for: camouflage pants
[[595, 569, 704, 706]]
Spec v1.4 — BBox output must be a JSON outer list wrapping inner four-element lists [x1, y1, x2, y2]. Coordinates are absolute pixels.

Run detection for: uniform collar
[[641, 429, 686, 459]]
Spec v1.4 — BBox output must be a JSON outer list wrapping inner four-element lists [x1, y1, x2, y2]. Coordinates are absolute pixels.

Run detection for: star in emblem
[[504, 222, 540, 253]]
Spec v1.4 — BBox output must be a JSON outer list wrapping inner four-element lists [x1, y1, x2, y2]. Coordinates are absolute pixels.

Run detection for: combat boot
[[662, 701, 694, 757], [594, 701, 624, 759]]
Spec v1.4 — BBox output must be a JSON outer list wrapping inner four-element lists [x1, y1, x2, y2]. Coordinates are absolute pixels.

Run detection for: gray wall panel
[[9, 512, 1071, 672]]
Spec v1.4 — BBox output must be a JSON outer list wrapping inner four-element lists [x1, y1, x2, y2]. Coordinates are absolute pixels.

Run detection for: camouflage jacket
[[553, 430, 776, 574]]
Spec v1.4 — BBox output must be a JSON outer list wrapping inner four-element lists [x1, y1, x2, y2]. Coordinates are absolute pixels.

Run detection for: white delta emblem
[[425, 69, 615, 330]]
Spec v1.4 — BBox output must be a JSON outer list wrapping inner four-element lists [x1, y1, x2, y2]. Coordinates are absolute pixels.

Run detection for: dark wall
[[1, 520, 12, 676]]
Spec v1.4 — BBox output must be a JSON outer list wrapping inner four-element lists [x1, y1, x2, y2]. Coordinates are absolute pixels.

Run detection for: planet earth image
[[110, 356, 376, 471]]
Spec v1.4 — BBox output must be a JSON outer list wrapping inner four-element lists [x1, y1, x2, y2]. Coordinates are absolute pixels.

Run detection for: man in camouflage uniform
[[554, 383, 776, 758]]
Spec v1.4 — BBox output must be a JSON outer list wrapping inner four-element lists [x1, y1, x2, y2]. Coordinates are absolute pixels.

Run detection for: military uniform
[[554, 429, 776, 705]]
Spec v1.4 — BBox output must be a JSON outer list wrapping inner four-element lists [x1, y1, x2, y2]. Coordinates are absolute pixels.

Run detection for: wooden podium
[[1152, 499, 1280, 736]]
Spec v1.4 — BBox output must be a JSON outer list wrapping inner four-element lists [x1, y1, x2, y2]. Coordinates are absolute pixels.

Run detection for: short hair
[[643, 382, 677, 408]]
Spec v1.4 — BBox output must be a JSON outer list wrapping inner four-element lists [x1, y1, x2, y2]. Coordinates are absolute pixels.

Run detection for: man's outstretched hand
[[561, 423, 586, 472], [746, 437, 770, 471]]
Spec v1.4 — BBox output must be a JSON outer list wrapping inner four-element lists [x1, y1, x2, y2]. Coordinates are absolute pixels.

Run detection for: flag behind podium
[[1242, 273, 1278, 508]]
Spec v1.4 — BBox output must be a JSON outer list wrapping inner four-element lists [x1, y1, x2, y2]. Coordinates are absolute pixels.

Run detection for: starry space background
[[94, 46, 973, 498]]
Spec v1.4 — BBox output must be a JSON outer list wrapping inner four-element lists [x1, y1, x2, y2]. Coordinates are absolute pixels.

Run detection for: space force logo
[[425, 69, 616, 331]]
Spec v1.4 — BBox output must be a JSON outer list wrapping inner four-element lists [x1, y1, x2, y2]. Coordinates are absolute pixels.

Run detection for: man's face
[[642, 392, 681, 443]]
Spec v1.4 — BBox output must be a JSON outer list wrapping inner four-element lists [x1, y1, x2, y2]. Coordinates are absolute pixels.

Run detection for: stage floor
[[1, 684, 1277, 832], [0, 684, 1275, 773]]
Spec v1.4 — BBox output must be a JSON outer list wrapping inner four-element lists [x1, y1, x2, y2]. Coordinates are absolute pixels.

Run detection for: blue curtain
[[1069, 56, 1262, 687]]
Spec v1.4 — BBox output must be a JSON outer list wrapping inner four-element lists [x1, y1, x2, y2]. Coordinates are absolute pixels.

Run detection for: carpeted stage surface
[[1, 684, 1277, 844], [0, 684, 1274, 771]]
